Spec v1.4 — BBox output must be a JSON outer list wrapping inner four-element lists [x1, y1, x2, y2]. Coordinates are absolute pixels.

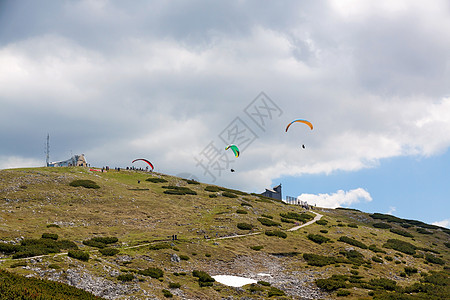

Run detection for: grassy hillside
[[0, 167, 448, 299]]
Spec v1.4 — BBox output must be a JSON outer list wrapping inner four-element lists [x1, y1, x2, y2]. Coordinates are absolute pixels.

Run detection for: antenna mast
[[46, 134, 50, 166]]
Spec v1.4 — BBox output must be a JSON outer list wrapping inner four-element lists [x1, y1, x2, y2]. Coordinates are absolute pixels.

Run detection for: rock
[[171, 253, 181, 263]]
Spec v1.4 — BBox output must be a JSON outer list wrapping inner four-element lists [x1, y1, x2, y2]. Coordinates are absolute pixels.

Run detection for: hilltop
[[0, 167, 448, 299]]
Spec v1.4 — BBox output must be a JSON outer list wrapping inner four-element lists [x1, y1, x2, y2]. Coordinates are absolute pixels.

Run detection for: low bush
[[372, 256, 383, 263], [192, 270, 215, 287], [267, 287, 285, 297], [425, 254, 445, 265], [69, 179, 100, 189], [68, 250, 89, 261], [368, 244, 386, 254], [281, 218, 295, 223], [237, 223, 253, 230], [99, 248, 120, 256], [185, 179, 199, 185], [316, 219, 328, 225], [236, 209, 248, 214], [208, 194, 217, 198], [204, 186, 220, 192], [261, 214, 273, 219], [320, 229, 328, 234], [307, 234, 330, 245], [280, 212, 313, 222], [390, 228, 413, 238], [336, 289, 351, 296], [383, 239, 416, 255], [162, 289, 173, 298], [83, 236, 118, 249], [338, 236, 368, 249], [303, 253, 340, 266], [117, 273, 134, 282], [168, 282, 181, 289], [416, 228, 433, 234], [149, 243, 172, 250], [404, 267, 418, 275], [347, 223, 358, 228], [179, 255, 189, 261], [257, 218, 280, 227], [258, 280, 271, 286], [138, 267, 164, 279], [222, 192, 237, 198], [372, 222, 392, 229], [146, 177, 168, 183], [265, 230, 287, 239], [163, 186, 197, 195], [46, 224, 60, 228], [250, 245, 264, 251], [240, 202, 252, 207], [315, 275, 348, 291], [41, 233, 58, 240], [368, 278, 397, 291]]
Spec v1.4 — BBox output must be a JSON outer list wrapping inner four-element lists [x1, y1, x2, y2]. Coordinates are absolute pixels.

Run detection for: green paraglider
[[225, 144, 240, 158]]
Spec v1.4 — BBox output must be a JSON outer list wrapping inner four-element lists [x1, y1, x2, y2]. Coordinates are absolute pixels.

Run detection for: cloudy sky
[[1, 0, 449, 227]]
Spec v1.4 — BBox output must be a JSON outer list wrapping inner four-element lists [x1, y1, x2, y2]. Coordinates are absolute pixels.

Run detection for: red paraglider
[[132, 159, 154, 170]]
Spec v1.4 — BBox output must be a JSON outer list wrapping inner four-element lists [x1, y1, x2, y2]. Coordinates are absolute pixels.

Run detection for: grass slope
[[0, 167, 448, 299]]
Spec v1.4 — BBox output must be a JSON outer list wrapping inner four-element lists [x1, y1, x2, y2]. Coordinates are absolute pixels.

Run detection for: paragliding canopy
[[285, 119, 313, 132], [132, 159, 154, 170], [225, 144, 240, 158]]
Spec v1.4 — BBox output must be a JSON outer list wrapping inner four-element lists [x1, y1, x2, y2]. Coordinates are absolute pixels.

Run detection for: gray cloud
[[1, 1, 450, 191]]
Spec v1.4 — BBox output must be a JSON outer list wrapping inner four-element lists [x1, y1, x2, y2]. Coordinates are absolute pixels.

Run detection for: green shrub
[[281, 218, 295, 223], [315, 275, 348, 291], [372, 222, 392, 229], [41, 233, 58, 240], [209, 194, 217, 198], [404, 267, 418, 275], [241, 202, 253, 207], [83, 237, 118, 249], [340, 249, 366, 265], [204, 186, 220, 192], [163, 186, 197, 195], [69, 179, 100, 189], [68, 250, 89, 261], [416, 228, 433, 234], [258, 280, 271, 286], [265, 230, 287, 239], [372, 256, 383, 263], [390, 228, 413, 238], [179, 255, 189, 261], [146, 177, 168, 183], [383, 239, 416, 255], [307, 234, 330, 244], [280, 212, 313, 222], [336, 289, 351, 296], [0, 243, 20, 254], [320, 229, 328, 234], [316, 219, 328, 225], [250, 245, 264, 251], [222, 192, 237, 198], [99, 248, 120, 256], [368, 278, 397, 290], [303, 253, 337, 266], [192, 270, 215, 287], [205, 253, 211, 257], [425, 254, 445, 265], [162, 289, 173, 298], [261, 214, 273, 219], [10, 261, 27, 268], [138, 267, 164, 278], [185, 179, 199, 185], [368, 244, 386, 254], [83, 240, 106, 249], [168, 282, 181, 289], [46, 224, 60, 228], [117, 273, 134, 281], [444, 242, 450, 248], [347, 223, 358, 228], [48, 264, 61, 269], [149, 243, 172, 250], [257, 218, 280, 227], [267, 287, 285, 297], [248, 283, 264, 292], [236, 209, 248, 214], [237, 223, 253, 230], [384, 256, 393, 261], [338, 236, 368, 249]]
